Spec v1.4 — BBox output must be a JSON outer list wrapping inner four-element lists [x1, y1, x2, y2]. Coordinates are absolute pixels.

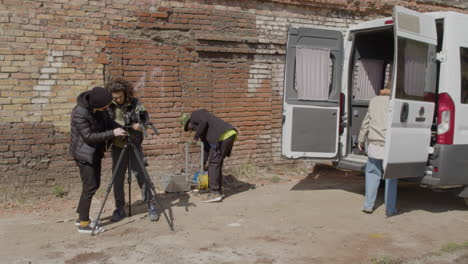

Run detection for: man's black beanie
[[89, 86, 112, 108]]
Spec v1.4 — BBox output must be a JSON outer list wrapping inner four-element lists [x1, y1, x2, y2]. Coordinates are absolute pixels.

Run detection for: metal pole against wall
[[185, 141, 189, 181], [200, 142, 203, 171]]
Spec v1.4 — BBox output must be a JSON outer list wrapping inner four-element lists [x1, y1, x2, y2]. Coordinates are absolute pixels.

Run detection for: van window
[[352, 59, 384, 101], [461, 47, 468, 104], [395, 38, 431, 101], [295, 47, 332, 101]]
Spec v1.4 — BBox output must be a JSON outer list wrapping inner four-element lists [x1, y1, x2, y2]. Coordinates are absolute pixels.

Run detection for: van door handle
[[400, 103, 409, 123]]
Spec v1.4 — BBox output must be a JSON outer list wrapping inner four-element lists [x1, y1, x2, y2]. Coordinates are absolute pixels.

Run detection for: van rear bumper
[[334, 154, 367, 172], [427, 144, 468, 185]]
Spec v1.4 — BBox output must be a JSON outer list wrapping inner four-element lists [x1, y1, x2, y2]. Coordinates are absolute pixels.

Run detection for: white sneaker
[[77, 224, 105, 234], [203, 191, 224, 203], [75, 219, 100, 227]]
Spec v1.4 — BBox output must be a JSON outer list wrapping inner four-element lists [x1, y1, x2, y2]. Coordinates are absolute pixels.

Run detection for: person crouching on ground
[[357, 80, 398, 217], [105, 77, 159, 222], [70, 87, 127, 233], [181, 109, 237, 203]]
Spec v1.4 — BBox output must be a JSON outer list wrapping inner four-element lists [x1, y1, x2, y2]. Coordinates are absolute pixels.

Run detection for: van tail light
[[436, 93, 455, 144], [385, 19, 394, 25], [339, 92, 345, 135]]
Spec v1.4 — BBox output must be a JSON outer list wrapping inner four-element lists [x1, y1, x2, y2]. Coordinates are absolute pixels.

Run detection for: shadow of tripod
[[92, 130, 175, 235]]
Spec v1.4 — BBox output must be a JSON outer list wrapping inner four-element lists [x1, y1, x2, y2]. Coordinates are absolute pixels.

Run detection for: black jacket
[[70, 90, 117, 164], [189, 109, 235, 149]]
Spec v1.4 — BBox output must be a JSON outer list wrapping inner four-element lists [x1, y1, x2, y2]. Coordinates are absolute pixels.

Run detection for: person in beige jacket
[[358, 86, 398, 217]]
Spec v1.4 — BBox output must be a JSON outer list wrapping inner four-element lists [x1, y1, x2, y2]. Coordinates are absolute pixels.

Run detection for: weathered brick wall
[[0, 0, 465, 201]]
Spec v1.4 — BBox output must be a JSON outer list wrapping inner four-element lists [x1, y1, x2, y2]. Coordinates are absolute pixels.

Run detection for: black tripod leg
[[91, 145, 129, 236], [127, 144, 132, 217], [129, 145, 175, 231]]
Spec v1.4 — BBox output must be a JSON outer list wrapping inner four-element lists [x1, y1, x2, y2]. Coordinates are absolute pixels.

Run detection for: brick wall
[[0, 0, 465, 201]]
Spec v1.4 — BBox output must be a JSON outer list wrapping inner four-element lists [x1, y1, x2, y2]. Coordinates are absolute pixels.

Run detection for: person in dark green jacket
[[106, 78, 159, 222]]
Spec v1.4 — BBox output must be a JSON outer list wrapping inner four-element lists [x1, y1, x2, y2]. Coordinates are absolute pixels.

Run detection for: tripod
[[92, 131, 174, 235]]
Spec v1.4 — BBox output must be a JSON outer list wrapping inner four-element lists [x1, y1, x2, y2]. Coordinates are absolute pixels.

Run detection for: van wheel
[[464, 197, 468, 207]]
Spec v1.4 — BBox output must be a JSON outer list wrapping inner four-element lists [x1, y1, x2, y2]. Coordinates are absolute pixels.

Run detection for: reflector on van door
[[437, 93, 455, 144]]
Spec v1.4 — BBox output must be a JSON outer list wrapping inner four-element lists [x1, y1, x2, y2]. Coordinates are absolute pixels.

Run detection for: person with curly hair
[[105, 77, 159, 222]]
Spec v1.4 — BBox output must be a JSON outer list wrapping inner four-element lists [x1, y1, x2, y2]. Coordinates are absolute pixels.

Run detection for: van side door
[[383, 6, 437, 179], [282, 27, 343, 159]]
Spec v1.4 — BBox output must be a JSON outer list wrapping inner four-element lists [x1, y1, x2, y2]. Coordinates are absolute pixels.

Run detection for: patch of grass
[[409, 241, 468, 262], [263, 162, 274, 172], [440, 241, 468, 253], [52, 185, 67, 198], [369, 256, 401, 264], [441, 242, 462, 253], [290, 165, 311, 176], [270, 175, 281, 183], [231, 161, 258, 181]]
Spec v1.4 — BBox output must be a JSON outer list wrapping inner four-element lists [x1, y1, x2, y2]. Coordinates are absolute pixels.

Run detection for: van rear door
[[383, 6, 437, 179], [282, 27, 343, 159]]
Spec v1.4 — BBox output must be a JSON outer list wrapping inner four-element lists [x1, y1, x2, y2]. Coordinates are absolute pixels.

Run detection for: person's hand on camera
[[132, 123, 142, 131], [113, 128, 127, 137]]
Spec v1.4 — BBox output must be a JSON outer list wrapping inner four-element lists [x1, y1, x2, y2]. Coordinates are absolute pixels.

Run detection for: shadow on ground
[[222, 174, 256, 198], [97, 191, 196, 230], [98, 174, 254, 229], [291, 163, 468, 214]]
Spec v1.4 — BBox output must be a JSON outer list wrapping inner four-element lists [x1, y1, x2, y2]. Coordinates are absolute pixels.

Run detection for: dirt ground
[[1, 163, 468, 264]]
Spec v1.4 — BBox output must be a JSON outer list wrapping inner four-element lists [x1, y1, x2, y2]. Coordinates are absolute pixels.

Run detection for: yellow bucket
[[198, 172, 209, 190]]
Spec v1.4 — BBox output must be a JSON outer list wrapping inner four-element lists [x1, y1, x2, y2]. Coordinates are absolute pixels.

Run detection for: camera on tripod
[[92, 108, 170, 235], [123, 110, 148, 128], [123, 110, 160, 136]]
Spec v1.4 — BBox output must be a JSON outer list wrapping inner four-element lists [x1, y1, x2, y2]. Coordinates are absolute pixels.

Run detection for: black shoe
[[110, 207, 126, 222]]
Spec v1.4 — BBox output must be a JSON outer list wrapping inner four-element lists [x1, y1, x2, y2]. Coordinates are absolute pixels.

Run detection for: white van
[[281, 6, 468, 201]]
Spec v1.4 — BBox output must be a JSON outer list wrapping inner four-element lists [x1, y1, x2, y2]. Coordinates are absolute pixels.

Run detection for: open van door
[[383, 6, 437, 178], [282, 27, 343, 159]]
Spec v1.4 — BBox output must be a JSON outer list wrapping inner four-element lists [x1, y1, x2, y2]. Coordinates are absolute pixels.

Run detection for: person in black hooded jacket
[[70, 86, 127, 233]]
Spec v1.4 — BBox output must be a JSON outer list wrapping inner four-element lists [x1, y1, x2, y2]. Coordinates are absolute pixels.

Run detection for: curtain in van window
[[354, 59, 384, 101], [295, 47, 330, 101], [403, 42, 426, 97]]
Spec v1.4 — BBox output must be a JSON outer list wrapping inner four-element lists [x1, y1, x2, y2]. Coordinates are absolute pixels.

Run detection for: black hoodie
[[70, 90, 117, 164], [189, 109, 236, 149]]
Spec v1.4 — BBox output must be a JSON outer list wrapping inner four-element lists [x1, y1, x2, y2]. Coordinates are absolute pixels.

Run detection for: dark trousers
[[208, 136, 235, 192], [112, 145, 152, 209], [76, 157, 102, 221]]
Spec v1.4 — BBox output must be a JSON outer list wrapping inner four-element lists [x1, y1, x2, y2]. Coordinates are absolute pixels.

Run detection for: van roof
[[349, 10, 468, 32], [426, 11, 468, 19]]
